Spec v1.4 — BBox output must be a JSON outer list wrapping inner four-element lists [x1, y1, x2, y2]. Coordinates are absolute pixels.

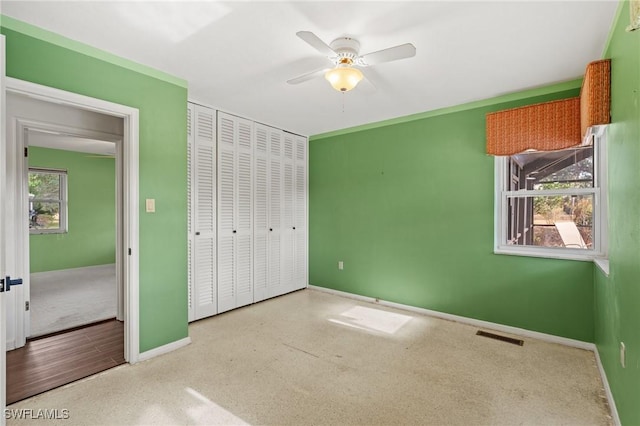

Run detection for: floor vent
[[476, 330, 524, 346]]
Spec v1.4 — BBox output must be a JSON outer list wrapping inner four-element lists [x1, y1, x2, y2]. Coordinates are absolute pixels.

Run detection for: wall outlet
[[620, 342, 626, 368], [338, 261, 344, 270]]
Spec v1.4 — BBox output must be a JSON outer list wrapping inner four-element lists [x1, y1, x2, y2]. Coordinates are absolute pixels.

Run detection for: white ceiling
[[2, 1, 619, 137]]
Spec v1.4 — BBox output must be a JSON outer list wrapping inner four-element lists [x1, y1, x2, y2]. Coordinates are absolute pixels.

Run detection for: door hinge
[[25, 301, 30, 311], [128, 248, 132, 255], [24, 147, 28, 157]]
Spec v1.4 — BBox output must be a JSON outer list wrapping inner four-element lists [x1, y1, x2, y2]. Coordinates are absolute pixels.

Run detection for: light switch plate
[[146, 198, 156, 213]]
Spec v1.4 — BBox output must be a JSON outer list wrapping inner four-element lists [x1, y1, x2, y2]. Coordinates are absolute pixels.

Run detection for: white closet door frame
[[187, 104, 194, 322]]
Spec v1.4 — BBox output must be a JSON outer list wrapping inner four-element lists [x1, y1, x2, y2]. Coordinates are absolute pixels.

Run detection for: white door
[[268, 130, 283, 298], [253, 124, 269, 302], [218, 112, 253, 313], [190, 104, 217, 320], [293, 135, 307, 290], [217, 113, 236, 313], [281, 133, 295, 292], [1, 34, 7, 425], [235, 118, 253, 308]]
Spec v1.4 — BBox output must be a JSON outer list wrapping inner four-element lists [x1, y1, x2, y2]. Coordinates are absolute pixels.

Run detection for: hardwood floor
[[6, 319, 125, 404]]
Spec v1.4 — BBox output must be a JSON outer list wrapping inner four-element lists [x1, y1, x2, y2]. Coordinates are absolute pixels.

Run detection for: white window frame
[[28, 167, 68, 234], [494, 127, 608, 262]]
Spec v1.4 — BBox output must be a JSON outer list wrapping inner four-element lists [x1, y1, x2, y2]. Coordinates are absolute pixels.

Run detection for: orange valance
[[486, 58, 611, 156], [486, 97, 581, 156], [580, 59, 611, 136]]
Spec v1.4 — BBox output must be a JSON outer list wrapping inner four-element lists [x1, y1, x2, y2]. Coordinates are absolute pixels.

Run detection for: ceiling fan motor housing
[[329, 37, 360, 64]]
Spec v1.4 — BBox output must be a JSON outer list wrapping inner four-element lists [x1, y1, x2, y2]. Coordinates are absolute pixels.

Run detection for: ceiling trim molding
[[602, 0, 626, 59], [310, 78, 583, 141], [0, 15, 188, 89]]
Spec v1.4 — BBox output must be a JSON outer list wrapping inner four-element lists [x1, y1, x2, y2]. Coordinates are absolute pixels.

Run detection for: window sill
[[494, 246, 600, 262], [494, 247, 610, 276], [30, 230, 67, 235], [594, 258, 610, 276]]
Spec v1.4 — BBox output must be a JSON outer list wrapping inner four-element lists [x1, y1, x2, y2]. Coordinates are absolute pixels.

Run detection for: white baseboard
[[138, 337, 191, 362], [309, 285, 594, 350], [594, 346, 621, 426], [5, 339, 15, 351]]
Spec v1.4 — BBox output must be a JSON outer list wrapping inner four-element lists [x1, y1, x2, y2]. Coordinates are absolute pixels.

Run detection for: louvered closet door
[[280, 133, 296, 293], [235, 118, 254, 308], [253, 124, 269, 302], [268, 130, 284, 298], [192, 104, 218, 320], [293, 135, 308, 290], [217, 113, 236, 313]]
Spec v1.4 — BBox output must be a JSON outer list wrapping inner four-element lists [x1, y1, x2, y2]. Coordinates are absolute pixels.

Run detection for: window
[[29, 168, 68, 234], [495, 132, 607, 261]]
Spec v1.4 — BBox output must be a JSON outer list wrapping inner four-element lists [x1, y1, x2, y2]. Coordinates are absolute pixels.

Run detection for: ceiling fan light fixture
[[324, 65, 363, 92]]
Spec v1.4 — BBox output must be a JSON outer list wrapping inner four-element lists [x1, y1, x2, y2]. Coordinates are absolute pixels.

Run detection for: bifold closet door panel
[[217, 113, 236, 313], [253, 124, 270, 303], [235, 120, 254, 308], [217, 112, 254, 313], [267, 129, 285, 298], [293, 135, 308, 290], [281, 136, 295, 293], [190, 104, 218, 320]]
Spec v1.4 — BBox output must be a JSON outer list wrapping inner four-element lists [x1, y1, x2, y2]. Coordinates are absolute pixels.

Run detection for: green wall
[[309, 88, 595, 342], [594, 2, 640, 424], [29, 147, 116, 273], [1, 19, 189, 352]]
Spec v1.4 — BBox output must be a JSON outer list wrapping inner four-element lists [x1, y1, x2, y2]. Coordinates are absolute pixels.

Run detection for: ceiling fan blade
[[360, 69, 378, 92], [355, 74, 377, 95], [358, 43, 416, 66], [287, 67, 330, 85], [296, 31, 336, 56]]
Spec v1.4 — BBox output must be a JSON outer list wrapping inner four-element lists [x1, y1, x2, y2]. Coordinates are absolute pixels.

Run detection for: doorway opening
[[3, 78, 140, 404], [26, 124, 120, 338]]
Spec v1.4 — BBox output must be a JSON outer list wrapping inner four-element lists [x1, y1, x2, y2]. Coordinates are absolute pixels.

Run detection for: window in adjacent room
[[29, 168, 68, 234], [494, 133, 607, 261]]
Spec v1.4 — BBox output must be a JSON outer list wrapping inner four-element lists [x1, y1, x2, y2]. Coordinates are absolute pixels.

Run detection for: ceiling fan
[[287, 31, 416, 93]]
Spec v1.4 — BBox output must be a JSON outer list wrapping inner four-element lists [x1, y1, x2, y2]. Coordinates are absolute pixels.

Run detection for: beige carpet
[[30, 264, 117, 337], [7, 289, 612, 425]]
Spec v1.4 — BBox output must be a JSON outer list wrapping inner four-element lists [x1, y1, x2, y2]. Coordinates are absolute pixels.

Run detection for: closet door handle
[[233, 230, 237, 234], [293, 227, 296, 230], [269, 228, 273, 231], [195, 232, 200, 236]]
